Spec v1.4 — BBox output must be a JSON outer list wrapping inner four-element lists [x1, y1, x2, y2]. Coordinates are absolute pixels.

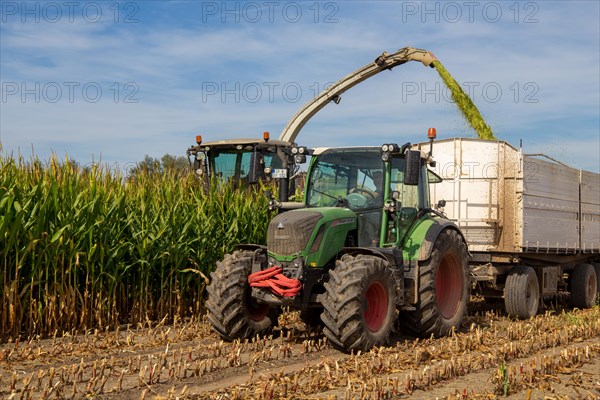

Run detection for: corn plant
[[0, 153, 270, 341]]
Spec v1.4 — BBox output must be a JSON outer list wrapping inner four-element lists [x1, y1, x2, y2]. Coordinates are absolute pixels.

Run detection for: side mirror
[[436, 199, 446, 210], [404, 150, 421, 186], [248, 147, 260, 184]]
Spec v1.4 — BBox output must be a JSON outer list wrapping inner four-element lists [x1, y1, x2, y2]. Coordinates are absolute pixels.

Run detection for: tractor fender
[[418, 219, 468, 261], [342, 247, 402, 268], [233, 244, 267, 253]]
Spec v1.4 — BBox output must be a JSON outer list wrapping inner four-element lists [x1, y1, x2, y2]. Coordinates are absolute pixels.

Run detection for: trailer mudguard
[[418, 219, 467, 261]]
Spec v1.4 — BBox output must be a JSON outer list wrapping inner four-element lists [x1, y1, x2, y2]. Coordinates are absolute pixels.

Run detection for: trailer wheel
[[593, 263, 600, 297], [206, 251, 279, 340], [398, 229, 469, 338], [570, 264, 597, 309], [504, 266, 539, 319], [320, 254, 397, 352]]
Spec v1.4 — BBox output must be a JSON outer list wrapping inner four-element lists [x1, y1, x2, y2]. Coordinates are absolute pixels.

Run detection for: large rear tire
[[504, 266, 539, 319], [206, 251, 279, 340], [320, 254, 397, 352], [398, 229, 469, 337], [570, 264, 597, 309]]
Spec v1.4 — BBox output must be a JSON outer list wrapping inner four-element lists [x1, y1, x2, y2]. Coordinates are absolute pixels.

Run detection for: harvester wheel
[[570, 264, 597, 309], [504, 266, 539, 319], [206, 250, 279, 340], [398, 229, 469, 337], [320, 254, 397, 352]]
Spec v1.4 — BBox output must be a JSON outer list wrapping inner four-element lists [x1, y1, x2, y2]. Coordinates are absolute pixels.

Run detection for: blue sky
[[1, 0, 599, 172]]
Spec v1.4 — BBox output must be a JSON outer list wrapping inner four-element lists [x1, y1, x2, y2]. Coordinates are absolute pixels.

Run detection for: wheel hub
[[436, 254, 462, 320], [364, 281, 388, 332], [247, 300, 270, 322]]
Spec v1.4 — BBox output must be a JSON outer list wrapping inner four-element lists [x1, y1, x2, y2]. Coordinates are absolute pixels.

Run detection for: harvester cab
[[186, 132, 302, 202], [207, 130, 471, 352]]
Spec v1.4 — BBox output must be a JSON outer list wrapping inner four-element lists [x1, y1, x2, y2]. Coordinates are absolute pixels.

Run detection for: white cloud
[[0, 1, 598, 173]]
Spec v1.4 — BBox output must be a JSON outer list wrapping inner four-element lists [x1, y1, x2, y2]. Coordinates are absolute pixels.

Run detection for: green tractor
[[206, 131, 470, 352]]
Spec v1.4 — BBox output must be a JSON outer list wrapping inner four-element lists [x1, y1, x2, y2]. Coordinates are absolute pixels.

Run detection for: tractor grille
[[267, 211, 322, 256]]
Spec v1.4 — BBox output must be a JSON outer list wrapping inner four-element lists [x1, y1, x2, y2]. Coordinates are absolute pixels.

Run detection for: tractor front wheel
[[320, 254, 397, 352], [398, 229, 469, 337], [206, 250, 279, 340]]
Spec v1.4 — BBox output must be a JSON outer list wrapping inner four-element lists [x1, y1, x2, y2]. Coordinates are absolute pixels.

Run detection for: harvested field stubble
[[1, 304, 598, 399]]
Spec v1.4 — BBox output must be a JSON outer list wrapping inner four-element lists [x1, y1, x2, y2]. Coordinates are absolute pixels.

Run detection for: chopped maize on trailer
[[415, 138, 600, 318]]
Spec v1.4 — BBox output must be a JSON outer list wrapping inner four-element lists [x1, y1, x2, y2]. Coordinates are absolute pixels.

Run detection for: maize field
[[1, 154, 599, 399], [0, 154, 270, 341]]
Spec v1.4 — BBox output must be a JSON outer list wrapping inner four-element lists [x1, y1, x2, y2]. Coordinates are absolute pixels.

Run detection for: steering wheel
[[349, 187, 377, 199]]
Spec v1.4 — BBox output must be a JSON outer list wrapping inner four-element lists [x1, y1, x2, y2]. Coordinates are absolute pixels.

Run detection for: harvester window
[[263, 153, 284, 169], [211, 151, 240, 181], [211, 150, 254, 184]]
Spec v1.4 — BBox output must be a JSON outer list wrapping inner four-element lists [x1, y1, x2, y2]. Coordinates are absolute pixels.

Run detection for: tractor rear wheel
[[504, 266, 539, 319], [398, 229, 469, 337], [570, 264, 597, 309], [320, 254, 397, 352], [206, 250, 279, 340]]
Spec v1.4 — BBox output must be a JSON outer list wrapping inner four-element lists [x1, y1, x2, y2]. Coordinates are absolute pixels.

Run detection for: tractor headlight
[[294, 154, 306, 164]]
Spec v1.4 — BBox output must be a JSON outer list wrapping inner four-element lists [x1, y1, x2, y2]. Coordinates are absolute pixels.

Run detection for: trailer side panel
[[521, 156, 580, 253], [581, 170, 600, 253]]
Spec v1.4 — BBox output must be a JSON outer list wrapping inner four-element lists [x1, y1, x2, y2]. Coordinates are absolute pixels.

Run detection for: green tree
[[130, 154, 189, 178]]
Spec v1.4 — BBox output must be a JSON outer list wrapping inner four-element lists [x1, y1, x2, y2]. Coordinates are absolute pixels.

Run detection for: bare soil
[[1, 299, 599, 400]]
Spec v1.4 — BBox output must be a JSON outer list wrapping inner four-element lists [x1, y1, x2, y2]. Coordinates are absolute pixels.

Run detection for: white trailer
[[416, 138, 600, 318]]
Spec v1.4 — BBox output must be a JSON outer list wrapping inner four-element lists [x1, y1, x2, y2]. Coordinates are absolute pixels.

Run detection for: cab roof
[[201, 138, 292, 147]]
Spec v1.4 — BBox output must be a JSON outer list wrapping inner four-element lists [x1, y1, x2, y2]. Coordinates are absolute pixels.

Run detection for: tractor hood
[[267, 208, 357, 266]]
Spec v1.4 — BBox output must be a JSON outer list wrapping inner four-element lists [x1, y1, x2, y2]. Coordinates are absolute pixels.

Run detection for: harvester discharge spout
[[375, 47, 438, 69], [278, 46, 438, 143]]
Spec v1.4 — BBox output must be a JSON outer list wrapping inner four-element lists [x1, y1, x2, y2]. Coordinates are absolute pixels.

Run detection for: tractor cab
[[304, 146, 434, 248]]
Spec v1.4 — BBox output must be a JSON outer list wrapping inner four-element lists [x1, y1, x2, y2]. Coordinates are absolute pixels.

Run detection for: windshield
[[306, 149, 384, 210], [210, 148, 283, 181], [211, 150, 250, 181]]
